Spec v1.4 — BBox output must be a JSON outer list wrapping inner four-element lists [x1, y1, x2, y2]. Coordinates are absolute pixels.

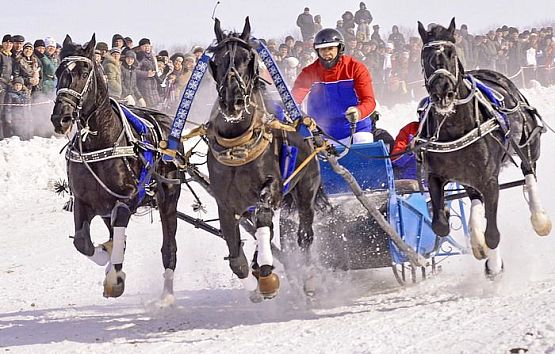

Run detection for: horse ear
[[214, 18, 224, 42], [417, 21, 428, 42], [84, 33, 96, 58], [240, 16, 251, 41], [447, 17, 456, 35], [63, 34, 72, 48]]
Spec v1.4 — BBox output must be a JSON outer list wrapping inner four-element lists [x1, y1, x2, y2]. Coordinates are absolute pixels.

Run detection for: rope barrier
[[0, 100, 54, 107]]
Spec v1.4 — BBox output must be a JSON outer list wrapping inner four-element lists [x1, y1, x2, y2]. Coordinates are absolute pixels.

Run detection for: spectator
[[103, 47, 122, 99], [120, 50, 144, 107], [371, 25, 385, 47], [41, 37, 58, 95], [0, 34, 14, 139], [192, 46, 204, 61], [388, 25, 406, 51], [112, 34, 125, 50], [314, 15, 323, 33], [11, 35, 25, 59], [356, 18, 370, 42], [341, 11, 356, 33], [136, 38, 161, 108], [15, 42, 40, 95], [354, 2, 373, 26], [5, 77, 31, 139], [296, 7, 315, 42]]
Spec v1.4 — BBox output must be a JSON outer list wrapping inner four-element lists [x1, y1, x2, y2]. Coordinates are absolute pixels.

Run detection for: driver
[[292, 28, 377, 144]]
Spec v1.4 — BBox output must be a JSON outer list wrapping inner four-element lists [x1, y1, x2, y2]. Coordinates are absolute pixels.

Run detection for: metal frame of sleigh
[[177, 134, 473, 285]]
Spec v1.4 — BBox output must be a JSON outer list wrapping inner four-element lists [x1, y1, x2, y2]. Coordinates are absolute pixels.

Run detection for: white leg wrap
[[111, 227, 126, 264], [161, 269, 175, 305], [525, 174, 552, 236], [469, 199, 488, 259], [239, 272, 259, 291], [88, 246, 110, 266], [256, 227, 273, 266], [487, 247, 503, 274]]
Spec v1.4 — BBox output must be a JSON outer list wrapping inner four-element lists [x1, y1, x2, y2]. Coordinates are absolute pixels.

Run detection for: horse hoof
[[471, 240, 488, 260], [432, 217, 450, 237], [103, 270, 126, 298], [303, 275, 317, 297], [532, 212, 552, 236], [484, 260, 504, 281], [258, 273, 280, 299], [248, 290, 264, 303]]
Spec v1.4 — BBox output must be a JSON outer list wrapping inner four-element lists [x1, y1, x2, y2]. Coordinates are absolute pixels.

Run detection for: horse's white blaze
[[111, 227, 126, 264], [88, 246, 109, 266], [486, 246, 503, 274], [469, 199, 488, 259], [525, 174, 552, 236], [256, 226, 273, 266], [239, 272, 258, 291]]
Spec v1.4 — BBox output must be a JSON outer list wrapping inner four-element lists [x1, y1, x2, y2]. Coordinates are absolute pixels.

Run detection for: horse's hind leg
[[158, 189, 180, 305], [429, 175, 450, 237], [103, 201, 131, 298], [523, 171, 552, 236]]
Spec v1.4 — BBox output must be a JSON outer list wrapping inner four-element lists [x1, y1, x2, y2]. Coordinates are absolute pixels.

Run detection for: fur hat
[[12, 35, 25, 43], [2, 34, 12, 43], [138, 38, 150, 46], [95, 42, 109, 52], [34, 39, 45, 48]]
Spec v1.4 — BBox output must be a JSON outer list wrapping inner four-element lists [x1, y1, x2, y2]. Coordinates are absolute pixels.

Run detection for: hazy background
[[3, 0, 554, 50]]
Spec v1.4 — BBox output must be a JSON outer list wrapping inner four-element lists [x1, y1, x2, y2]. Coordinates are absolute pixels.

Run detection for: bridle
[[210, 36, 259, 123], [53, 55, 106, 140], [421, 40, 475, 107]]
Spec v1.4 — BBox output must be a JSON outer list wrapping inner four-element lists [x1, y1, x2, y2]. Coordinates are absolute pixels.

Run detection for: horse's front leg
[[524, 173, 552, 236], [103, 201, 131, 298], [72, 198, 111, 266], [219, 208, 259, 294], [428, 175, 450, 237], [253, 177, 281, 299]]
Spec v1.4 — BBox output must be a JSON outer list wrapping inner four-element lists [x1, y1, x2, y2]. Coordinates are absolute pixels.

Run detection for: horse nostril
[[446, 92, 456, 100], [61, 116, 72, 124]]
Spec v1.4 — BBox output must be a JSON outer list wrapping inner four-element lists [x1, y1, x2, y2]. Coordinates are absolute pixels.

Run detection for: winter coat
[[103, 54, 122, 99], [388, 33, 406, 51], [0, 50, 13, 87], [40, 53, 57, 94], [292, 55, 377, 140], [120, 62, 143, 100], [15, 54, 40, 92], [296, 13, 315, 40], [5, 86, 30, 124], [391, 121, 419, 180], [135, 51, 161, 107], [341, 12, 356, 31], [354, 8, 373, 25]]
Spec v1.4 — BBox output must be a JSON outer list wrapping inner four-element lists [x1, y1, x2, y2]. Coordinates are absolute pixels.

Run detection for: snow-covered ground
[[1, 86, 555, 354]]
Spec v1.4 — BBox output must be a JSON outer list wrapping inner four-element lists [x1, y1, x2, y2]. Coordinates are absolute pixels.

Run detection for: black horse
[[417, 19, 551, 278], [205, 17, 321, 299], [51, 34, 181, 302]]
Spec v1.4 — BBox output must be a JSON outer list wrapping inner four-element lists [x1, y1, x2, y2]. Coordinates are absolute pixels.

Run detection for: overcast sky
[[5, 0, 554, 51]]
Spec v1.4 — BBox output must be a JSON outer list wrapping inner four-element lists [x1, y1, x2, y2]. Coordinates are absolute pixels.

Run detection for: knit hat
[[23, 42, 33, 49], [13, 77, 24, 85], [124, 50, 136, 59], [158, 50, 169, 57], [2, 34, 12, 43], [44, 36, 56, 47], [34, 39, 45, 48], [110, 47, 121, 54], [138, 38, 150, 46]]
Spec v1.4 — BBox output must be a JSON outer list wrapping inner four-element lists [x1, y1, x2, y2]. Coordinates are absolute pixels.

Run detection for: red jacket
[[292, 55, 377, 119], [391, 121, 419, 160]]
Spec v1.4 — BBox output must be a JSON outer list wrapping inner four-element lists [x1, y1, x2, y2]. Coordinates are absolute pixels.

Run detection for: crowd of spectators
[[0, 3, 554, 140]]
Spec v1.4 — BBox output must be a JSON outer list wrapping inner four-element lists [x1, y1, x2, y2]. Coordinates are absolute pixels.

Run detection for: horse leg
[[429, 175, 450, 236], [524, 173, 552, 236], [294, 184, 317, 296], [254, 179, 281, 299], [465, 187, 488, 260], [72, 198, 110, 265], [103, 201, 130, 298], [480, 179, 504, 278], [219, 209, 259, 293], [158, 191, 179, 305]]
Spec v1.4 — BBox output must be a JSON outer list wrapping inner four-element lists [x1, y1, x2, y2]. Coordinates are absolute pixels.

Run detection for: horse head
[[209, 17, 260, 124], [51, 34, 106, 134], [418, 18, 463, 115]]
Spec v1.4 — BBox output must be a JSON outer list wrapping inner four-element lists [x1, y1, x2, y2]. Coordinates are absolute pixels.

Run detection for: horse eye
[[81, 72, 89, 79]]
